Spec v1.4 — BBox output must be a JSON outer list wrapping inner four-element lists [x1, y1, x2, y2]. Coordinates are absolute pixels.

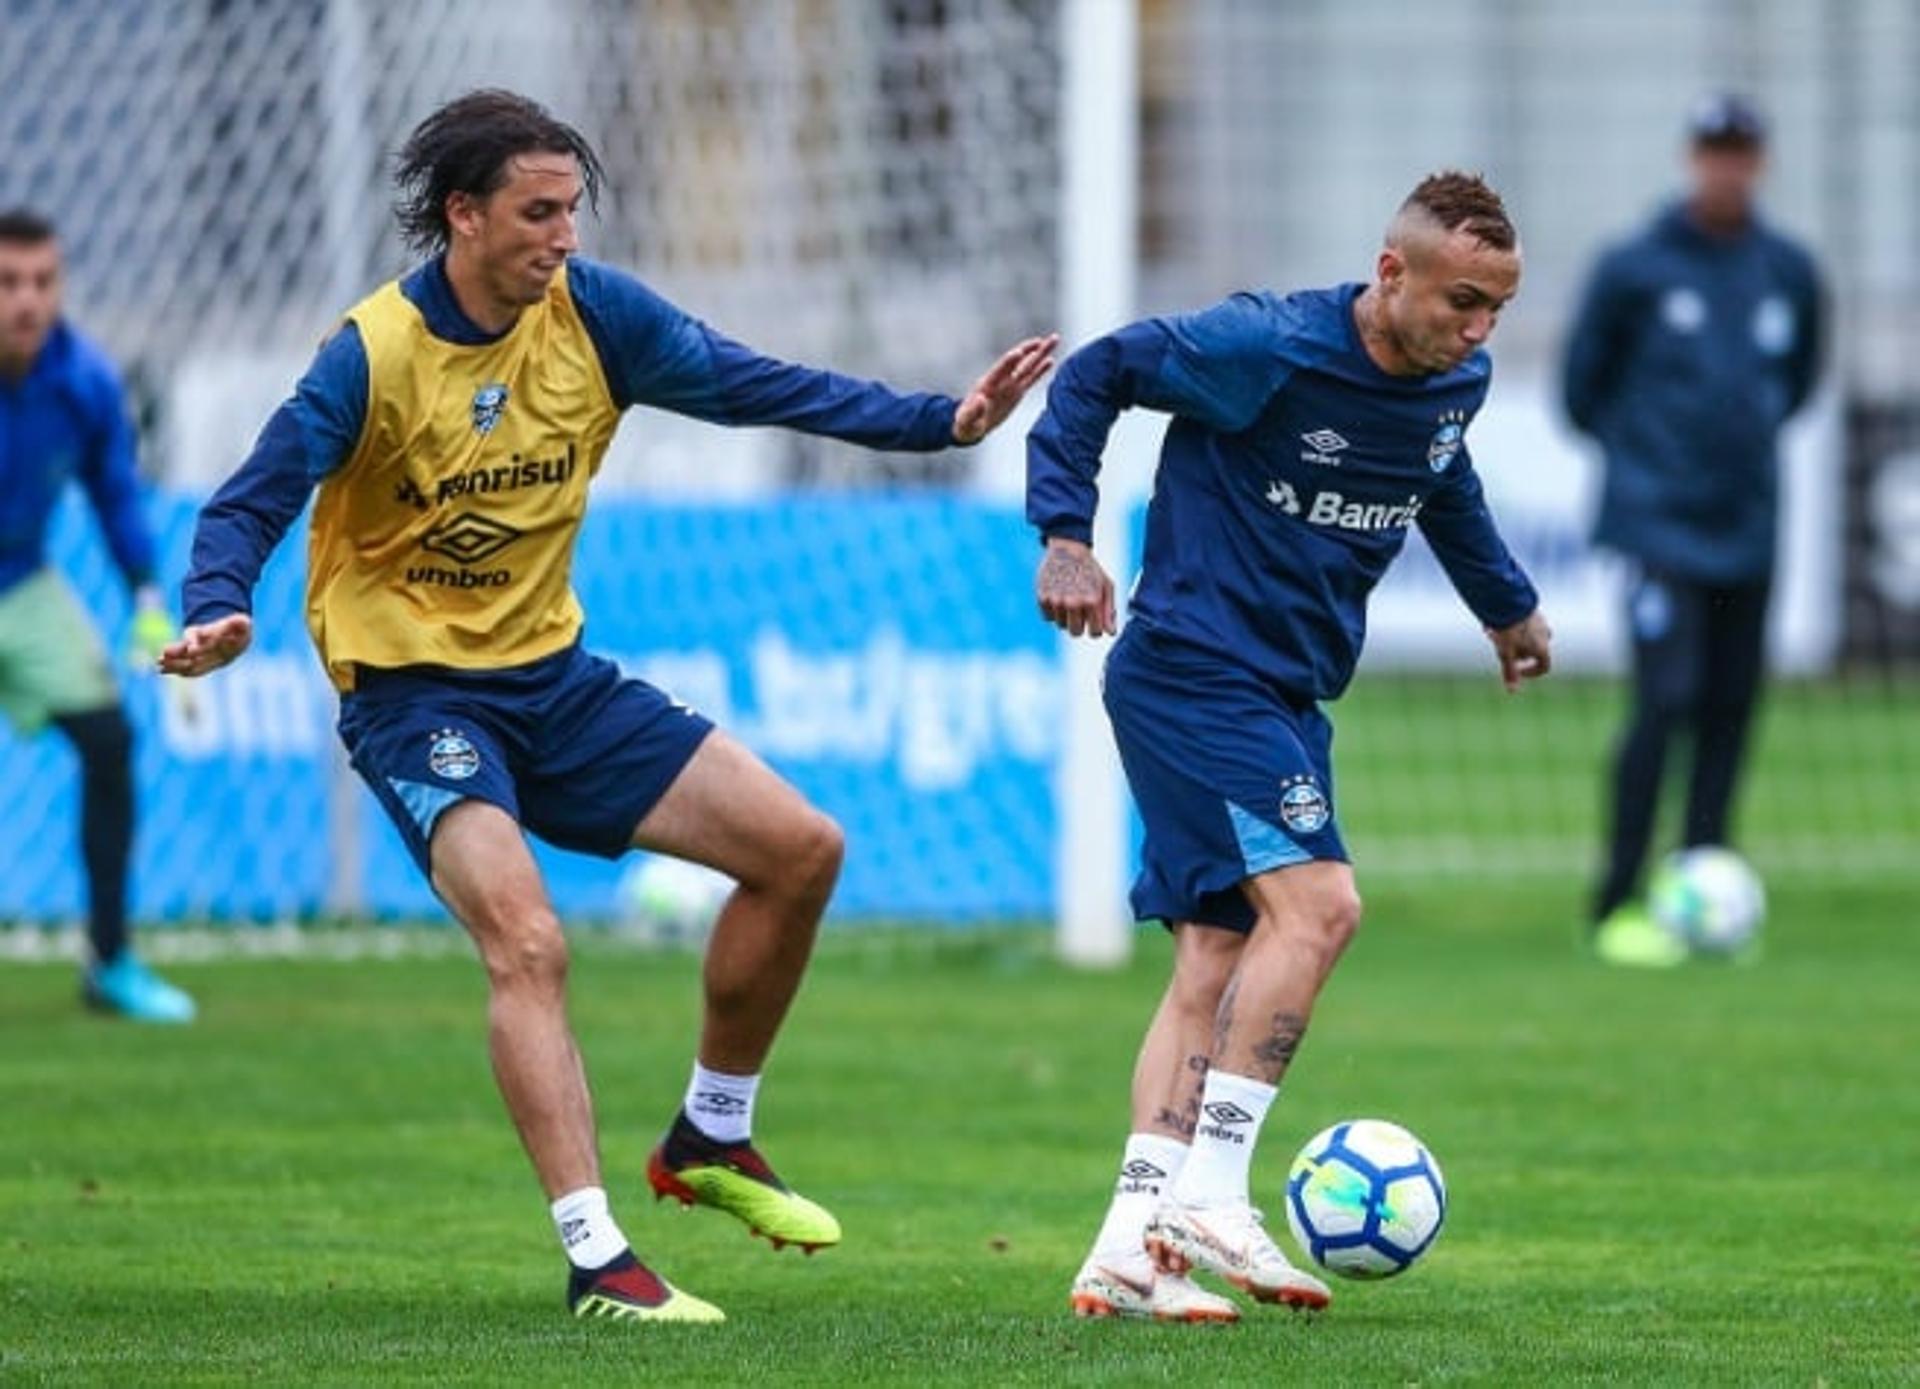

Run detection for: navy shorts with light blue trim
[[336, 643, 714, 876], [1103, 625, 1348, 934]]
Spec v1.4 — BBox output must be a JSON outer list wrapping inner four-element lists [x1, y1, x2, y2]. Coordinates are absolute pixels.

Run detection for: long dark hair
[[393, 90, 605, 254]]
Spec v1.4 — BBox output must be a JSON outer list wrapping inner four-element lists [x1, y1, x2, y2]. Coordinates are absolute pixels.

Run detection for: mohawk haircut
[[393, 89, 605, 255], [1396, 172, 1517, 252]]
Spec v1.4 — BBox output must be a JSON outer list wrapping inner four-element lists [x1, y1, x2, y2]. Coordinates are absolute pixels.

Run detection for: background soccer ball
[[1649, 847, 1766, 956], [614, 855, 733, 947], [1285, 1119, 1447, 1279]]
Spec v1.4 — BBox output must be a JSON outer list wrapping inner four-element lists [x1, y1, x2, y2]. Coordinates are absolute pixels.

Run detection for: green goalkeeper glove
[[127, 586, 178, 670]]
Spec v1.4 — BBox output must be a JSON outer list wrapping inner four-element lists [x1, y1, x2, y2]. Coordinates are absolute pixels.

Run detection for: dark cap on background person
[[1688, 93, 1767, 148]]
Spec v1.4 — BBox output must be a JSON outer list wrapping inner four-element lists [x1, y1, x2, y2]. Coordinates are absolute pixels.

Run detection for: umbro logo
[[559, 1217, 589, 1247], [694, 1092, 747, 1112], [1203, 1101, 1255, 1126], [1300, 428, 1349, 466], [418, 510, 522, 566], [1120, 1160, 1168, 1181]]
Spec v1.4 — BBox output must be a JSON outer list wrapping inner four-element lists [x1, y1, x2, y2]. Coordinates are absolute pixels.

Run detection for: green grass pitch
[[2, 879, 1915, 1384]]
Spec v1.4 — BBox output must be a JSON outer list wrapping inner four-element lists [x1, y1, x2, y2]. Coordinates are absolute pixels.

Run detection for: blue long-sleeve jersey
[[1563, 203, 1823, 583], [1028, 284, 1538, 703], [183, 255, 962, 626], [0, 321, 156, 596]]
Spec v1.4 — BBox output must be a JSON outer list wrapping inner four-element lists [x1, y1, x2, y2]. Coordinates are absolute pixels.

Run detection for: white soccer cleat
[[1144, 1199, 1331, 1310], [1069, 1251, 1239, 1324]]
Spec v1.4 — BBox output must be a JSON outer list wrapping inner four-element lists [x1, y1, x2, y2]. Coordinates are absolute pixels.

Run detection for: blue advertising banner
[[0, 493, 1062, 925]]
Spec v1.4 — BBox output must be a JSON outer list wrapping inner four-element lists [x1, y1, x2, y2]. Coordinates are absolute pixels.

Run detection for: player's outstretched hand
[[1037, 537, 1116, 639], [1488, 609, 1552, 692], [953, 333, 1059, 445], [159, 613, 254, 677]]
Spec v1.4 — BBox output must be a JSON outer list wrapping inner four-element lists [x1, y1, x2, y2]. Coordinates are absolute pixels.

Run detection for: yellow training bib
[[306, 266, 619, 691]]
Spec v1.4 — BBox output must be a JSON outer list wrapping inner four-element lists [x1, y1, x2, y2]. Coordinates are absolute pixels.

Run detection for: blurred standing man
[[161, 90, 1054, 1325], [0, 210, 194, 1024], [1565, 95, 1824, 968], [1029, 173, 1550, 1322]]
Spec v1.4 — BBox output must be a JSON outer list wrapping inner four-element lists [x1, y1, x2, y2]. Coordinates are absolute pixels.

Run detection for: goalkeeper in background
[[162, 90, 1055, 1325], [1028, 173, 1550, 1322], [0, 209, 194, 1025]]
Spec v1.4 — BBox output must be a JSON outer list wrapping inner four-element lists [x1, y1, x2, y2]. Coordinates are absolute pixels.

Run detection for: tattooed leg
[[1212, 861, 1361, 1086], [1133, 923, 1243, 1139]]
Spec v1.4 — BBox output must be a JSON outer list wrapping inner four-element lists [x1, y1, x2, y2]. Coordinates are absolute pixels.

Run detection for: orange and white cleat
[[1145, 1199, 1330, 1310], [1070, 1253, 1240, 1324]]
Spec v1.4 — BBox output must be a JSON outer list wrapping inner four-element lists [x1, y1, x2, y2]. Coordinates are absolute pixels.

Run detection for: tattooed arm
[[1025, 297, 1291, 638]]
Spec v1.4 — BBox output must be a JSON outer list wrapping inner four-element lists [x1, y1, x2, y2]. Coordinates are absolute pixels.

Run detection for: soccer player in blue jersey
[[159, 90, 1055, 1325], [0, 210, 195, 1024], [1027, 173, 1552, 1321]]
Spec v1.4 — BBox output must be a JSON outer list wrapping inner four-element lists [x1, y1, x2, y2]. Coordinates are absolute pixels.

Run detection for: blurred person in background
[[0, 209, 194, 1024], [161, 90, 1053, 1326], [1029, 172, 1550, 1323], [1564, 95, 1825, 968]]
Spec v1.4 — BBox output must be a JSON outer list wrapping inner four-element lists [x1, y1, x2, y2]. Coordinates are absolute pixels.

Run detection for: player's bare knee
[[789, 810, 844, 900], [1169, 929, 1239, 1018], [1321, 886, 1363, 952], [480, 911, 569, 992], [733, 809, 841, 904], [1261, 887, 1360, 959]]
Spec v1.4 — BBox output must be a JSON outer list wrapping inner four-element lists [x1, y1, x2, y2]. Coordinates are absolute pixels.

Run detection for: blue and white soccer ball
[[614, 855, 732, 947], [1285, 1119, 1447, 1279], [1649, 847, 1765, 956]]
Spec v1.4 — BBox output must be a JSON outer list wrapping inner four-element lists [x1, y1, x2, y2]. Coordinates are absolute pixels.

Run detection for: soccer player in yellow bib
[[161, 90, 1055, 1325]]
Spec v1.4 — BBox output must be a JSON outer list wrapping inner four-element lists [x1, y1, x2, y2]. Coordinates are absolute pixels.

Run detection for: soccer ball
[[614, 855, 732, 946], [1649, 846, 1765, 955], [1285, 1119, 1446, 1279]]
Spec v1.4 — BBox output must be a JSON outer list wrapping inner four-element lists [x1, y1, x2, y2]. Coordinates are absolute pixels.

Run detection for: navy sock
[[53, 708, 135, 965]]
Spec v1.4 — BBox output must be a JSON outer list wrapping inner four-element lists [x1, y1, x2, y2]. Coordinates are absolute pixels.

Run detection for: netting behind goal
[[1, 1, 1914, 938], [0, 0, 1060, 488]]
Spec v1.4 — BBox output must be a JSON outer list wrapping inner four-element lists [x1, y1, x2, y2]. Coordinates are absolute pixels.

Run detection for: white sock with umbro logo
[[1172, 1070, 1277, 1208], [551, 1185, 629, 1271], [1092, 1132, 1187, 1262], [684, 1061, 759, 1144]]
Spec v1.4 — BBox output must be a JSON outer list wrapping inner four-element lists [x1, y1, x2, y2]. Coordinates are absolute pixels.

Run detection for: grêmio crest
[[471, 383, 510, 435], [1427, 409, 1467, 473]]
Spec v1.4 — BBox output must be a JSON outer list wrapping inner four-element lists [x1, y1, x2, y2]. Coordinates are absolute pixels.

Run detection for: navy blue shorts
[[1104, 626, 1349, 934], [336, 643, 714, 876]]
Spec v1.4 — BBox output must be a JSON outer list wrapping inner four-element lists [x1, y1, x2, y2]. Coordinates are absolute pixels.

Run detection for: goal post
[[1053, 0, 1143, 967]]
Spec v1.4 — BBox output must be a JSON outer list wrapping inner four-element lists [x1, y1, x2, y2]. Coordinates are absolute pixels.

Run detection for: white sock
[[550, 1186, 629, 1270], [1172, 1070, 1277, 1207], [684, 1061, 759, 1144], [1091, 1133, 1188, 1263]]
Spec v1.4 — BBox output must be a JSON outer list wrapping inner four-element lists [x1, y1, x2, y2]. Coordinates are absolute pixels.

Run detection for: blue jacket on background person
[[1563, 201, 1823, 585], [0, 320, 157, 596]]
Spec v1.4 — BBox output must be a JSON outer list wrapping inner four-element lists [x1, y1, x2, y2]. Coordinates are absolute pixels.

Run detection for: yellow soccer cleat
[[647, 1113, 842, 1253], [1592, 904, 1689, 969], [567, 1251, 725, 1324]]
